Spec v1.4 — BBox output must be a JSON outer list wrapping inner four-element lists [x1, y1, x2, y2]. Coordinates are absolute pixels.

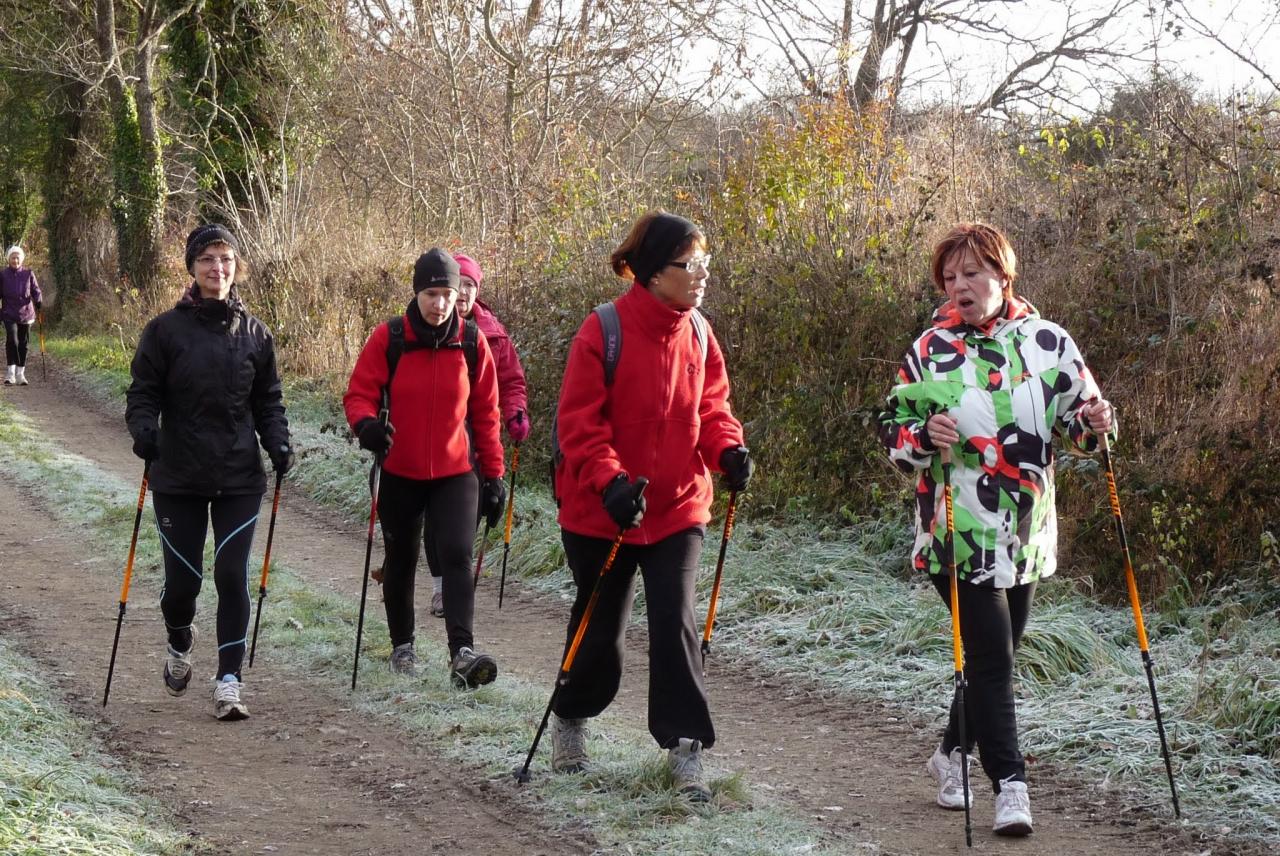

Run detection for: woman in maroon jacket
[[549, 212, 752, 800], [1, 245, 42, 386], [344, 248, 506, 687]]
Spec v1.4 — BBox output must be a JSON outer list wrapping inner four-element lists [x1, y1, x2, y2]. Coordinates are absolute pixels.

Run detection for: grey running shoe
[[430, 590, 445, 617], [389, 642, 419, 676], [927, 745, 975, 810], [993, 778, 1033, 836], [163, 628, 196, 697], [449, 646, 497, 688], [551, 714, 590, 773], [212, 676, 249, 721], [668, 737, 711, 802]]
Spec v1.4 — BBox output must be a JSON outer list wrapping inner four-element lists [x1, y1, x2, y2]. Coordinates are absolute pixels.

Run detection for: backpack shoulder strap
[[593, 301, 622, 387], [385, 316, 406, 389], [462, 317, 479, 381], [689, 309, 708, 365]]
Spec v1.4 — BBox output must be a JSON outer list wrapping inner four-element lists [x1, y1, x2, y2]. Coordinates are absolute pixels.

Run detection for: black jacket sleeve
[[125, 319, 164, 442]]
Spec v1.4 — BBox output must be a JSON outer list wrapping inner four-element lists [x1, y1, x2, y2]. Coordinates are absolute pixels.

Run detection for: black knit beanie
[[628, 213, 699, 285], [413, 248, 460, 293], [184, 224, 239, 273]]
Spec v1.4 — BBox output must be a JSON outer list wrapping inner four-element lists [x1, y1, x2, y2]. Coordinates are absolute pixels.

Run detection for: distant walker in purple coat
[[1, 246, 42, 386]]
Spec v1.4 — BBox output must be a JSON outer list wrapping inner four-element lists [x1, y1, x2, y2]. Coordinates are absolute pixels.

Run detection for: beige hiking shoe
[[551, 714, 589, 773], [668, 738, 711, 802]]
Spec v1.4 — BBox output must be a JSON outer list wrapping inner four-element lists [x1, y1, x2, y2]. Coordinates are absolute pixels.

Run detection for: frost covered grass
[[47, 341, 1280, 847], [0, 636, 197, 855], [0, 396, 854, 856]]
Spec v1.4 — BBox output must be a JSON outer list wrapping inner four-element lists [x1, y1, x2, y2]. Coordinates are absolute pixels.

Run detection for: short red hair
[[930, 222, 1018, 297]]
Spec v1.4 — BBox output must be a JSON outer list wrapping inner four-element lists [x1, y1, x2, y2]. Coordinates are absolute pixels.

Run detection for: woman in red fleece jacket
[[421, 252, 530, 618], [549, 212, 753, 801], [344, 248, 506, 688]]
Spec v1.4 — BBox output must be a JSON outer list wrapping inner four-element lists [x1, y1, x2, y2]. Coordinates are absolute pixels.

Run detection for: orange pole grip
[[119, 468, 150, 605], [560, 532, 624, 673]]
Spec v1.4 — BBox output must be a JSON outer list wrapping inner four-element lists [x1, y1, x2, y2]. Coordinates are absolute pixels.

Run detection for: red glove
[[506, 410, 530, 444]]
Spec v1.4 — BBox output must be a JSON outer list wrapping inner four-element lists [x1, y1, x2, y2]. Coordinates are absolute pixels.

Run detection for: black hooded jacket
[[125, 284, 289, 496]]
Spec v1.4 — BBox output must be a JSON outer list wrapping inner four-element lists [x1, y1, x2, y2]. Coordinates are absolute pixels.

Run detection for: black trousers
[[553, 527, 713, 750], [3, 320, 30, 366], [932, 575, 1037, 791], [378, 469, 478, 655], [153, 491, 261, 679], [423, 466, 482, 580]]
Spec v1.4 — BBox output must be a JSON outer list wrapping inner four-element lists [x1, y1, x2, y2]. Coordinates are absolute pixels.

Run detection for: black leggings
[[378, 469, 479, 655], [932, 575, 1037, 791], [3, 320, 30, 366], [554, 527, 712, 750], [153, 492, 262, 679]]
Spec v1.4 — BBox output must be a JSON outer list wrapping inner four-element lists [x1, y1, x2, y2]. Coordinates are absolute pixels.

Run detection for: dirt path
[[0, 364, 1260, 856]]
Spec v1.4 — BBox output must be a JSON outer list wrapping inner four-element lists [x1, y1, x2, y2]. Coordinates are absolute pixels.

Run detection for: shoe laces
[[554, 716, 589, 756], [213, 679, 243, 703], [997, 778, 1030, 813], [944, 750, 972, 792], [669, 739, 704, 782]]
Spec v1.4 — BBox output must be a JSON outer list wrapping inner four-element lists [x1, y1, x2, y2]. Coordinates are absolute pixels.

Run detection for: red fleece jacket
[[344, 314, 504, 481], [555, 282, 744, 543]]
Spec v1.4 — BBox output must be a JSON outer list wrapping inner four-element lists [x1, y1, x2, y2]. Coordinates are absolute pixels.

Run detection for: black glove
[[131, 425, 159, 462], [268, 442, 295, 474], [356, 417, 394, 456], [719, 445, 753, 492], [480, 477, 507, 528], [602, 473, 648, 530]]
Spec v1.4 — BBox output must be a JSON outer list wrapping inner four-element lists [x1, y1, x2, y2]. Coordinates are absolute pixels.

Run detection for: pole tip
[[513, 765, 533, 785]]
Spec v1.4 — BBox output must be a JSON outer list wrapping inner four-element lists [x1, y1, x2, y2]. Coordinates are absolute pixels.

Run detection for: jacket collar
[[932, 295, 1037, 337], [618, 280, 690, 338]]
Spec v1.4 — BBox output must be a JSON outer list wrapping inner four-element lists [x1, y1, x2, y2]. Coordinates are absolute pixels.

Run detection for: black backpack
[[384, 314, 480, 400], [549, 302, 707, 493]]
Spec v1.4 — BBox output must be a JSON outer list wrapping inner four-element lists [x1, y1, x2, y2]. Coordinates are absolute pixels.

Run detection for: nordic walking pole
[[37, 311, 47, 381], [700, 490, 738, 675], [473, 521, 492, 590], [940, 446, 973, 847], [352, 397, 389, 691], [247, 468, 284, 668], [103, 462, 150, 707], [1098, 430, 1181, 817], [498, 445, 520, 608], [515, 478, 647, 784]]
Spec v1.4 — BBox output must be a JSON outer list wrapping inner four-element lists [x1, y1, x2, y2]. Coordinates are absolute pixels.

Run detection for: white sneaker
[[3, 365, 13, 385], [926, 745, 975, 810], [993, 778, 1033, 836], [668, 738, 711, 802], [15, 366, 26, 385], [550, 713, 589, 773], [212, 675, 249, 721]]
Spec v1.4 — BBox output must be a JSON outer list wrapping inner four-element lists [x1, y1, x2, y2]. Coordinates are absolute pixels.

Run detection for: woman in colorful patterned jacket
[[877, 222, 1113, 837], [549, 211, 752, 801]]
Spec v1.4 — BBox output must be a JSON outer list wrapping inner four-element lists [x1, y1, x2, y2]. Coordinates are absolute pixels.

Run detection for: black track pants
[[553, 527, 713, 750], [3, 320, 30, 366], [378, 469, 479, 655], [932, 575, 1037, 791], [153, 492, 261, 679]]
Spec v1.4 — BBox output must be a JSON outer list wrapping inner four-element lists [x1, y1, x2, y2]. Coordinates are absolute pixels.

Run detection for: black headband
[[628, 213, 698, 285]]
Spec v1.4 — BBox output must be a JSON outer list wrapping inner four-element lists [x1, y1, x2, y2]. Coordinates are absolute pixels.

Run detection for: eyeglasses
[[195, 254, 236, 268], [666, 254, 711, 273]]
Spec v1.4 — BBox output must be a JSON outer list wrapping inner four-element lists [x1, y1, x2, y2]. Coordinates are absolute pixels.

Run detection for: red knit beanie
[[454, 253, 483, 288]]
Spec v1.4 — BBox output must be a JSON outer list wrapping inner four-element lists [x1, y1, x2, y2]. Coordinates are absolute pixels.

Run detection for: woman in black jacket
[[126, 224, 291, 721]]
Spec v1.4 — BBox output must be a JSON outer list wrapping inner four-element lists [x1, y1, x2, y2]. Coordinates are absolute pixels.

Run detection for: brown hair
[[610, 211, 705, 283], [930, 222, 1018, 297]]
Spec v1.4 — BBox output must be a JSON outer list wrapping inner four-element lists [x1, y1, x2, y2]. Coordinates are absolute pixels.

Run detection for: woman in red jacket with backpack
[[549, 212, 752, 800], [344, 248, 506, 687]]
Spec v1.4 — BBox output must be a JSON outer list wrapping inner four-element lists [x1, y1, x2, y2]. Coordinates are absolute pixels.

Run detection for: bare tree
[[720, 0, 1144, 117]]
